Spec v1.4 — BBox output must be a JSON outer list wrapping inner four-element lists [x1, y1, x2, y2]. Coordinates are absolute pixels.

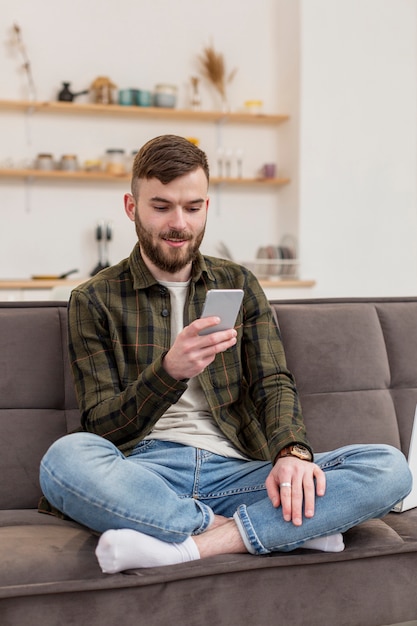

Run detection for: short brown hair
[[131, 134, 210, 197]]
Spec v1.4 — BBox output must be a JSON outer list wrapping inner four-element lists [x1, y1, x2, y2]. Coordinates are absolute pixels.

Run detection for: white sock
[[95, 528, 201, 574], [302, 533, 345, 553]]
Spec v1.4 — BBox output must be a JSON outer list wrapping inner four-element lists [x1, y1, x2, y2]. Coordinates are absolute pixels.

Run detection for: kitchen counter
[[0, 279, 87, 290], [0, 278, 316, 302], [0, 278, 315, 290]]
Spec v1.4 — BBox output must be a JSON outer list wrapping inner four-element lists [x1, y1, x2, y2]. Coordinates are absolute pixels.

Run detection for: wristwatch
[[278, 444, 313, 462]]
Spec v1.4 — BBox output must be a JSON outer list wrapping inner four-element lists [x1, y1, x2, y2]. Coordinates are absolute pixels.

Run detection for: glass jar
[[105, 149, 126, 176], [35, 153, 54, 170], [60, 154, 78, 171]]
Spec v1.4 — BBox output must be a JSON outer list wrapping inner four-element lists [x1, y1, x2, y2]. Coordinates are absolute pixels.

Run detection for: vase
[[218, 93, 230, 113]]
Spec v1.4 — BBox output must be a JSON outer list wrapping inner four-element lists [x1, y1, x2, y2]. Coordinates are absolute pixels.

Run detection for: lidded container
[[154, 84, 177, 108], [35, 153, 54, 170], [105, 149, 126, 176], [60, 154, 78, 171]]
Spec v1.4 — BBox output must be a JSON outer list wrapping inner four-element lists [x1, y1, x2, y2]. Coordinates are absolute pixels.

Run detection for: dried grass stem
[[198, 45, 237, 99]]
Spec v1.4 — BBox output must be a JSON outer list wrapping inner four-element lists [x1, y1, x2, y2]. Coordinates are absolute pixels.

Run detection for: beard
[[135, 213, 206, 274]]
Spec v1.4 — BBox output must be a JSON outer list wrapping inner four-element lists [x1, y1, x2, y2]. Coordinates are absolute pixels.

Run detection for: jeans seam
[[198, 484, 266, 499], [192, 448, 202, 499]]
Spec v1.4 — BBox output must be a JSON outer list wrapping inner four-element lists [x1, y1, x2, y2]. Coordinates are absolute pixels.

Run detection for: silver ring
[[280, 482, 292, 488]]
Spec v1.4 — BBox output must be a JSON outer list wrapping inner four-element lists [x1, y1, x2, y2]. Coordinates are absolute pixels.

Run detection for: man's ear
[[124, 193, 136, 222]]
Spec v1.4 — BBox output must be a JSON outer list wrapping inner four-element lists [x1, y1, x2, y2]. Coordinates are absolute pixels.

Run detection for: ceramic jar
[[154, 84, 177, 108]]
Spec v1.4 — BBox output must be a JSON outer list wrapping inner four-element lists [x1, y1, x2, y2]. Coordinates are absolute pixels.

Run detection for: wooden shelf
[[0, 168, 129, 183], [211, 176, 290, 186], [0, 99, 289, 125], [0, 98, 290, 187], [0, 168, 290, 187]]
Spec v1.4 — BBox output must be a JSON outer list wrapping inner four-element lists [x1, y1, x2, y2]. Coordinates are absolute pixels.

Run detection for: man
[[40, 135, 411, 573]]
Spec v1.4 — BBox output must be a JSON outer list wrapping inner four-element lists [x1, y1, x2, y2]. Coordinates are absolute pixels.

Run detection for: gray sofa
[[1, 298, 417, 626]]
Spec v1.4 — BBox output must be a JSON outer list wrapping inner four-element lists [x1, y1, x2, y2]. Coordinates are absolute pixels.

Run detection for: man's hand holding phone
[[162, 289, 243, 380], [162, 318, 237, 380]]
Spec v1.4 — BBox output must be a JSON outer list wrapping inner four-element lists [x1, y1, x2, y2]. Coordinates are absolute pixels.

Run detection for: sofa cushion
[[272, 300, 417, 454], [0, 410, 69, 509], [0, 511, 101, 587], [0, 304, 79, 510], [375, 302, 417, 452]]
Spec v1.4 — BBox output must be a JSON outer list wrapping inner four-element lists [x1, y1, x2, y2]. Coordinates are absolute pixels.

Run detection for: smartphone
[[199, 289, 244, 335]]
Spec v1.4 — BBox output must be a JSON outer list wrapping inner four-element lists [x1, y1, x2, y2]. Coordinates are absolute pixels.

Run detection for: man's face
[[125, 168, 209, 278]]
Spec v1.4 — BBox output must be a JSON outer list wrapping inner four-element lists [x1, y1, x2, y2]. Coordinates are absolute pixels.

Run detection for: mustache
[[161, 229, 193, 241]]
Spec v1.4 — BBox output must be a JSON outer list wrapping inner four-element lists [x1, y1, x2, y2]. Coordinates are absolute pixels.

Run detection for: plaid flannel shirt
[[68, 243, 312, 462]]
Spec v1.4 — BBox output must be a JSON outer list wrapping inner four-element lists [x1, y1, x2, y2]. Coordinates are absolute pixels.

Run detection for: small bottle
[[190, 76, 201, 110], [127, 150, 138, 174], [105, 149, 126, 176]]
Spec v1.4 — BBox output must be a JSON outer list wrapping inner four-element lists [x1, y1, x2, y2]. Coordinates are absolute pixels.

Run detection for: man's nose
[[169, 207, 187, 230]]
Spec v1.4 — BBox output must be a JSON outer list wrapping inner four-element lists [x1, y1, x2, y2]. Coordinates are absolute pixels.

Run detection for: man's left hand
[[265, 457, 326, 526]]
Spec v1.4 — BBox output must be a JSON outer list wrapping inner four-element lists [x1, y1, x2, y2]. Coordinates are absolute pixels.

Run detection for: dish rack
[[241, 258, 299, 280], [242, 243, 299, 280], [216, 241, 299, 280]]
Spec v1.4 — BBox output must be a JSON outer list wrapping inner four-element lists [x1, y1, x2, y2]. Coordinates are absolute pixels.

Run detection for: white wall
[[1, 0, 416, 299], [1, 0, 295, 281], [299, 0, 417, 297]]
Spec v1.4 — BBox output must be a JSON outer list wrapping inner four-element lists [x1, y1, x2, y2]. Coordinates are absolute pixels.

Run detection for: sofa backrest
[[0, 302, 79, 510], [1, 298, 416, 510], [272, 298, 417, 455]]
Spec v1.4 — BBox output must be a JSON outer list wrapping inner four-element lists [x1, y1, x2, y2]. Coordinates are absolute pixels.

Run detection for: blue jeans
[[39, 434, 412, 555]]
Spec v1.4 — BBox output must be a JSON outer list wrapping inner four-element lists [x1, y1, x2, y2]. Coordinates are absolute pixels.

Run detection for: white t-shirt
[[144, 280, 247, 460]]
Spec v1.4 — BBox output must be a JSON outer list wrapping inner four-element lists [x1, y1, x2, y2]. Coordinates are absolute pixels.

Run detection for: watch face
[[292, 445, 312, 461]]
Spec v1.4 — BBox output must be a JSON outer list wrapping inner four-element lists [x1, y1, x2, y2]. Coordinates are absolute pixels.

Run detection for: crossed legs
[[40, 433, 411, 573]]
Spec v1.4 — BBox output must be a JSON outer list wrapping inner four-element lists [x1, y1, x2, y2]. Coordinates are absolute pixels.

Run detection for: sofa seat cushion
[[2, 509, 417, 626], [1, 509, 417, 593], [0, 510, 102, 588]]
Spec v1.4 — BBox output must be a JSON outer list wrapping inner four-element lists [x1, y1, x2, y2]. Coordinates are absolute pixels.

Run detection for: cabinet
[[0, 98, 315, 290]]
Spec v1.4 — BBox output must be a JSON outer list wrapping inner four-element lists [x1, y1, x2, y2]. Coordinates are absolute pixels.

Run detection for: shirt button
[[161, 308, 169, 317]]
